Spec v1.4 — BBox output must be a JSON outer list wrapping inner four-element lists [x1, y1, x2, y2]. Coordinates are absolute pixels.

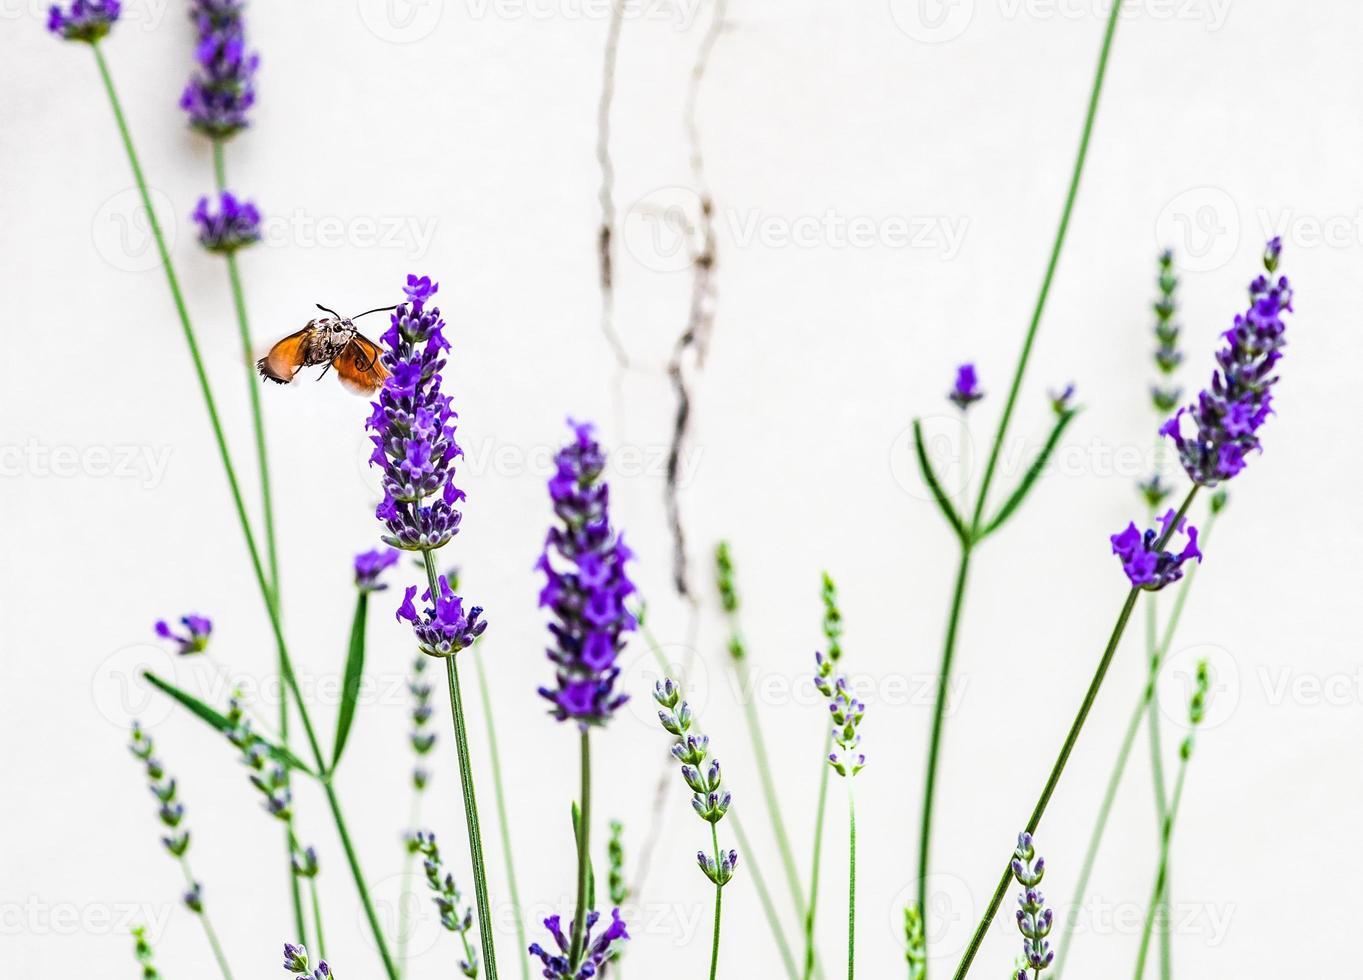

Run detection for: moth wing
[[333, 334, 389, 396], [258, 328, 312, 385]]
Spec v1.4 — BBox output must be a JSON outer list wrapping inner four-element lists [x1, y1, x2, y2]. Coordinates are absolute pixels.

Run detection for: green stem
[[474, 653, 531, 980], [322, 778, 399, 977], [1142, 545, 1172, 979], [309, 876, 327, 961], [1051, 511, 1218, 978], [425, 551, 500, 980], [397, 787, 424, 977], [709, 823, 724, 980], [950, 487, 1197, 980], [802, 732, 834, 980], [731, 810, 798, 980], [915, 546, 971, 944], [846, 788, 856, 980], [967, 0, 1125, 530], [211, 138, 227, 194], [90, 42, 397, 975], [569, 729, 593, 968], [1132, 761, 1190, 979], [178, 858, 235, 980]]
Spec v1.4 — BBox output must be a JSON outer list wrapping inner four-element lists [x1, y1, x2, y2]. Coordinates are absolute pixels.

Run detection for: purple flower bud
[[47, 0, 120, 42], [529, 907, 628, 978], [192, 191, 261, 253], [181, 0, 258, 138], [1110, 508, 1202, 591], [948, 363, 983, 410], [354, 546, 401, 592], [154, 614, 212, 656], [396, 580, 487, 658]]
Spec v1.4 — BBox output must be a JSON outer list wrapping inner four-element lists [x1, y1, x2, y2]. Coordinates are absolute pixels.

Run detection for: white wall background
[[3, 0, 1361, 977]]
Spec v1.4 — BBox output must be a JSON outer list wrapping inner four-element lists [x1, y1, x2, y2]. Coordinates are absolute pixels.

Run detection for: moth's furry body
[[298, 317, 361, 366], [257, 310, 390, 396]]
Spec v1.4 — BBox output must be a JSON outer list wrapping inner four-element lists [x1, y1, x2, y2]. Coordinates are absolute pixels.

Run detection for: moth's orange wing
[[258, 328, 312, 384], [333, 334, 389, 396]]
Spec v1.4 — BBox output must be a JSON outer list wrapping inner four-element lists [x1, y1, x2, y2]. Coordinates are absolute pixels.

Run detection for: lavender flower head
[[1010, 832, 1054, 979], [815, 656, 865, 777], [354, 546, 401, 592], [155, 614, 212, 655], [1111, 508, 1201, 591], [192, 192, 261, 253], [528, 908, 629, 980], [47, 0, 120, 42], [1161, 239, 1292, 486], [396, 579, 487, 659], [367, 275, 467, 552], [1150, 249, 1183, 413], [537, 421, 636, 727], [948, 363, 983, 410], [181, 0, 258, 138], [282, 942, 332, 980]]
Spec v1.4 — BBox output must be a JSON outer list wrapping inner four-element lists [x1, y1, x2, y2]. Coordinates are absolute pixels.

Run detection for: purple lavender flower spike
[[1110, 508, 1201, 591], [367, 275, 467, 553], [528, 908, 629, 979], [192, 191, 261, 253], [281, 941, 332, 980], [47, 0, 120, 42], [397, 581, 487, 659], [816, 656, 866, 777], [948, 363, 983, 410], [181, 0, 258, 138], [1161, 239, 1292, 486], [154, 614, 212, 655], [537, 420, 637, 727], [354, 546, 401, 592], [1011, 832, 1055, 978]]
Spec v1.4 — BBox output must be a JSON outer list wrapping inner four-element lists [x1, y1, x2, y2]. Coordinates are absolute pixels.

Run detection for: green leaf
[[331, 592, 369, 770], [979, 408, 1080, 539], [142, 670, 315, 777], [912, 418, 968, 545]]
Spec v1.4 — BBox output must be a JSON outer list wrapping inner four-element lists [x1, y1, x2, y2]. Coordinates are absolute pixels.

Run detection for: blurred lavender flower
[[815, 660, 865, 777], [413, 832, 479, 977], [1010, 833, 1054, 979], [154, 614, 212, 656], [607, 820, 628, 905], [192, 191, 260, 253], [181, 0, 258, 138], [537, 420, 636, 726], [131, 924, 162, 979], [368, 275, 468, 552], [282, 942, 332, 979], [1161, 239, 1292, 486], [291, 845, 318, 879], [1150, 249, 1184, 414], [354, 546, 401, 593], [948, 363, 983, 410], [1137, 473, 1173, 511], [1110, 508, 1202, 591], [1048, 383, 1076, 416], [47, 0, 120, 42], [396, 579, 487, 658], [903, 903, 926, 980], [528, 909, 629, 980], [224, 694, 291, 819], [128, 723, 191, 859], [408, 653, 436, 789]]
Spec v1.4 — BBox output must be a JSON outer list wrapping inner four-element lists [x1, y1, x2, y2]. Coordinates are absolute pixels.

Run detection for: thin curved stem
[[397, 786, 424, 976], [1132, 761, 1190, 979], [569, 730, 593, 968], [802, 733, 834, 980], [178, 857, 235, 980], [730, 809, 798, 980], [309, 876, 327, 961], [708, 823, 724, 980], [474, 653, 531, 980], [91, 43, 395, 977], [846, 788, 856, 980], [950, 487, 1197, 980]]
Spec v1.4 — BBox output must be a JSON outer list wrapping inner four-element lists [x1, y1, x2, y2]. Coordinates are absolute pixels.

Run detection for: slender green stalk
[[1142, 530, 1172, 979], [212, 138, 227, 194], [569, 729, 593, 968], [708, 824, 724, 980], [1132, 763, 1190, 979], [950, 487, 1197, 980], [802, 732, 834, 980], [90, 43, 396, 977], [397, 787, 424, 976], [1051, 512, 1218, 978], [473, 653, 531, 980], [915, 547, 971, 934], [730, 810, 799, 980], [846, 789, 856, 980], [920, 2, 1126, 964], [177, 858, 235, 980], [309, 876, 327, 961], [421, 554, 500, 980]]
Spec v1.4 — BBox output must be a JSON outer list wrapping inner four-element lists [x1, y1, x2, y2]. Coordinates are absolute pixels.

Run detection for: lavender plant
[[127, 722, 235, 980], [413, 831, 481, 977], [283, 942, 334, 980], [654, 679, 737, 980], [131, 924, 161, 979], [815, 661, 865, 980], [950, 239, 1292, 980], [1009, 834, 1054, 980], [803, 574, 845, 980]]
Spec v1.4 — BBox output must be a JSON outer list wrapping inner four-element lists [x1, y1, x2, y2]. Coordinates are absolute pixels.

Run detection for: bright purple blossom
[[180, 0, 258, 138], [528, 908, 629, 980], [396, 579, 487, 659], [1161, 239, 1291, 486], [1110, 508, 1201, 591], [354, 546, 401, 592], [47, 0, 120, 41], [155, 614, 212, 655], [367, 275, 467, 551], [537, 421, 636, 727], [192, 191, 261, 253], [948, 363, 983, 410]]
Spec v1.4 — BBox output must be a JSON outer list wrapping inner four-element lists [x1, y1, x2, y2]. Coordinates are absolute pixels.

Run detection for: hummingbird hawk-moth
[[257, 303, 394, 395]]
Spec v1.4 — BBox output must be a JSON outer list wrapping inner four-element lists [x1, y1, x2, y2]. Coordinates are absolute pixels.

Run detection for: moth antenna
[[316, 302, 342, 319], [351, 305, 399, 320]]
